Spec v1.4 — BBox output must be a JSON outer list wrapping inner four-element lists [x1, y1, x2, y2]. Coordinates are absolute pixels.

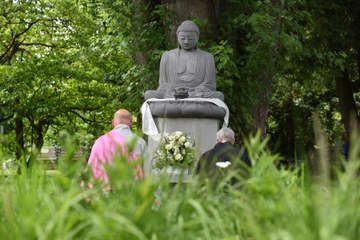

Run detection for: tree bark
[[335, 68, 358, 140], [15, 117, 25, 160], [131, 0, 151, 64], [33, 124, 46, 152], [161, 0, 220, 45], [253, 0, 283, 138]]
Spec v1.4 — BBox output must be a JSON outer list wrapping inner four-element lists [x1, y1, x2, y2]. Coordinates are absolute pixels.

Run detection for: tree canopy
[[1, 0, 359, 166]]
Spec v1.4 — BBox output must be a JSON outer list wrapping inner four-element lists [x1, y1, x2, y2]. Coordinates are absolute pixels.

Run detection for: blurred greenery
[[0, 131, 359, 239]]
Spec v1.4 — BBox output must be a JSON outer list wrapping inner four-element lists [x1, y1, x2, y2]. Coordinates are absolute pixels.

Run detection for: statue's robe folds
[[145, 49, 224, 101]]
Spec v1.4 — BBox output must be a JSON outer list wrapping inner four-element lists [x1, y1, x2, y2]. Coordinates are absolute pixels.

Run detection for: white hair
[[216, 127, 235, 143]]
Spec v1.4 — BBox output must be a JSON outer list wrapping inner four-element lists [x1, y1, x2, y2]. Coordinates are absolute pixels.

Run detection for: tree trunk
[[335, 68, 358, 140], [358, 48, 360, 82], [15, 117, 25, 160], [161, 0, 220, 45], [253, 0, 283, 138], [132, 0, 152, 64], [34, 127, 45, 152]]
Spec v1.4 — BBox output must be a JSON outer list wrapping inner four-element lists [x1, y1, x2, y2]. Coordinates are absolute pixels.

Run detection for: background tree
[[125, 0, 360, 165], [125, 0, 301, 139], [267, 0, 360, 167], [1, 0, 360, 169], [0, 0, 126, 162]]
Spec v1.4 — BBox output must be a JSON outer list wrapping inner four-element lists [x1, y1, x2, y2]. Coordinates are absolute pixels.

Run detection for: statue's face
[[177, 31, 198, 50]]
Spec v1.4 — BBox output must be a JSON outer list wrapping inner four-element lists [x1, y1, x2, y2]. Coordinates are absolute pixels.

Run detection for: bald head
[[112, 109, 132, 128]]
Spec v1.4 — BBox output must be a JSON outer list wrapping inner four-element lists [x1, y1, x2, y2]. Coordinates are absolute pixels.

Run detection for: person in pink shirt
[[83, 109, 148, 191]]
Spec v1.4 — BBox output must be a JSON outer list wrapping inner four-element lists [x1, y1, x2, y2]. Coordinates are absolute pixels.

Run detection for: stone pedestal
[[145, 118, 220, 182], [141, 98, 229, 182]]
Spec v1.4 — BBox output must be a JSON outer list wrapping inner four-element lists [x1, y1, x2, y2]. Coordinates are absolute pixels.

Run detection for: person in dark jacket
[[196, 127, 251, 187]]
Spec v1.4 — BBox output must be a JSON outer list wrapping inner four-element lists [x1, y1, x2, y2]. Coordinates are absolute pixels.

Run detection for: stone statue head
[[176, 20, 199, 50], [176, 20, 200, 36]]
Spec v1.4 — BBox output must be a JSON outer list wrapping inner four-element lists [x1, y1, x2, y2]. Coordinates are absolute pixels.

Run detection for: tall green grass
[[1, 131, 359, 239]]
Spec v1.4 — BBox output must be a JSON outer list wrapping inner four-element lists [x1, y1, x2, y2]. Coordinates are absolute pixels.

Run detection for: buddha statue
[[144, 20, 224, 101]]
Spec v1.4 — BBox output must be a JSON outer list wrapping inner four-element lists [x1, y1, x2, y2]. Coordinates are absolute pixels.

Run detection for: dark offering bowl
[[174, 87, 189, 99]]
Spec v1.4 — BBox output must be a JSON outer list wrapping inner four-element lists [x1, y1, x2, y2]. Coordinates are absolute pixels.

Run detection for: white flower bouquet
[[153, 131, 196, 170]]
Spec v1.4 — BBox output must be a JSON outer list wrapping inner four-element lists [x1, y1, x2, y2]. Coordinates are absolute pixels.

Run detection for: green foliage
[[2, 131, 360, 239], [0, 0, 134, 156], [1, 0, 359, 175], [209, 40, 254, 132], [264, 0, 359, 158], [191, 0, 358, 159]]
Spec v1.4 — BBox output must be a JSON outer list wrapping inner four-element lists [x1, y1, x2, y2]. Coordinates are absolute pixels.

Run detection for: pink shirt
[[84, 129, 143, 190]]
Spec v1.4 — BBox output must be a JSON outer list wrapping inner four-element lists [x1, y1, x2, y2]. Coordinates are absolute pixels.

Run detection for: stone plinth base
[[145, 117, 220, 182]]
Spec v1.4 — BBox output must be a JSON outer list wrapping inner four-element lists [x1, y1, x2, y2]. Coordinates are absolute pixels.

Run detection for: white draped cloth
[[140, 98, 229, 136]]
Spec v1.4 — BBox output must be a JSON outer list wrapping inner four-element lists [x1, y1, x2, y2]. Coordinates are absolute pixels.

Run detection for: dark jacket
[[196, 142, 251, 186]]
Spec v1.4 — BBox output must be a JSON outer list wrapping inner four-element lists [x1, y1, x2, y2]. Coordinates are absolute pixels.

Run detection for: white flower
[[184, 142, 192, 148], [169, 135, 175, 141], [216, 161, 231, 168], [165, 143, 173, 150], [174, 154, 183, 161], [180, 136, 187, 143], [174, 131, 183, 139]]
